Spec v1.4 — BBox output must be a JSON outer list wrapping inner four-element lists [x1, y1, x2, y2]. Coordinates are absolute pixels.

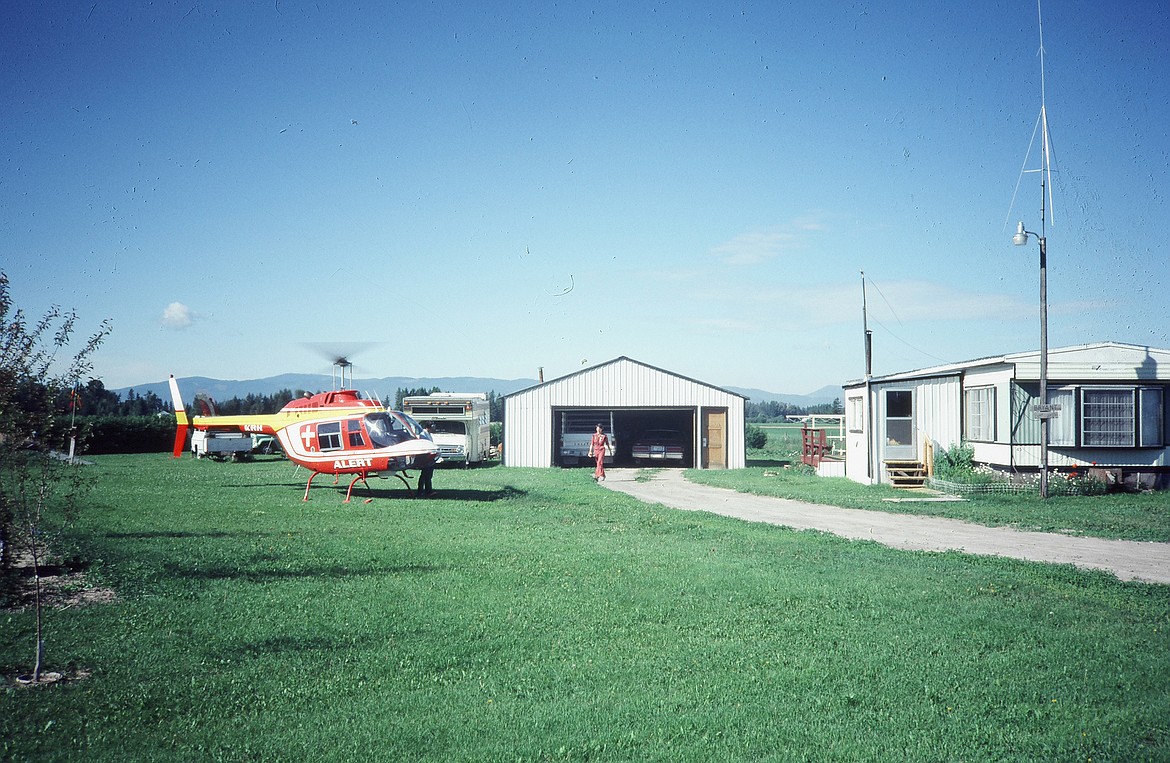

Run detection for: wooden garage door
[[702, 408, 727, 469]]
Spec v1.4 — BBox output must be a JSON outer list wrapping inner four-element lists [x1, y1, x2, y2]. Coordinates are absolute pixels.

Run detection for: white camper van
[[402, 393, 492, 467]]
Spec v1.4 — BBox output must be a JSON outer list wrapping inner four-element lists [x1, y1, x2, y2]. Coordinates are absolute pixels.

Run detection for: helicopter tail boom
[[168, 375, 189, 459]]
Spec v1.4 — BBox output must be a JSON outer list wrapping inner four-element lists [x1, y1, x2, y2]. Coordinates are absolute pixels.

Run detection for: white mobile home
[[843, 342, 1170, 488], [502, 356, 746, 469]]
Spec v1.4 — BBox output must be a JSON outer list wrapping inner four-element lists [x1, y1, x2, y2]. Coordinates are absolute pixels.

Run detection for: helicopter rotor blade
[[301, 342, 379, 389]]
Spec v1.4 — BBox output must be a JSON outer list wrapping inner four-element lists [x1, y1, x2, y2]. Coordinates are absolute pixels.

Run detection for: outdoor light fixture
[[1014, 221, 1050, 499]]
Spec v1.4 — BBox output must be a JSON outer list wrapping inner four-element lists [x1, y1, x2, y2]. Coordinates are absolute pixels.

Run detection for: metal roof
[[843, 342, 1170, 388], [502, 356, 748, 401]]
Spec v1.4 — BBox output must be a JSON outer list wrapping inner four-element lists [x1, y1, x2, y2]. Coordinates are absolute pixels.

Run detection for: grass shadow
[[104, 530, 267, 540], [435, 461, 505, 470], [162, 561, 442, 582], [305, 485, 529, 504], [410, 486, 528, 503], [746, 457, 795, 468]]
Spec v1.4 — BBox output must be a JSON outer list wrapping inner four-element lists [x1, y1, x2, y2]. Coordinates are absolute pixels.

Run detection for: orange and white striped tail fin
[[168, 375, 189, 459]]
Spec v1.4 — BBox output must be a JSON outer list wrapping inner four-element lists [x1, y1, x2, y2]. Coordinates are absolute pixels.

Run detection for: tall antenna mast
[[861, 270, 872, 379], [1005, 0, 1056, 233], [1036, 0, 1053, 234], [1010, 0, 1057, 499]]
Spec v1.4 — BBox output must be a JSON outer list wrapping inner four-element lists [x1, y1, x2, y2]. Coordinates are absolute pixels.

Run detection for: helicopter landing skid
[[343, 473, 372, 503], [302, 470, 414, 502]]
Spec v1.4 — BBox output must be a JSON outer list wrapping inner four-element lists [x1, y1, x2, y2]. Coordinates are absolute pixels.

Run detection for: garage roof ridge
[[501, 355, 749, 400]]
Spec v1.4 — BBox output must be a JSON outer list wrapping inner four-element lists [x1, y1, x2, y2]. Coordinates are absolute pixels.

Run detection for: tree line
[[745, 397, 843, 422], [71, 381, 299, 418], [70, 381, 510, 423]]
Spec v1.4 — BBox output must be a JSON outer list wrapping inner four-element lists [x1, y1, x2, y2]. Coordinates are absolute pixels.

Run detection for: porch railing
[[801, 427, 831, 467], [795, 414, 845, 468]]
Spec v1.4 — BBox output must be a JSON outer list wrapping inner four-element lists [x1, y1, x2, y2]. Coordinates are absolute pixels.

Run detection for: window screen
[[1081, 388, 1135, 447]]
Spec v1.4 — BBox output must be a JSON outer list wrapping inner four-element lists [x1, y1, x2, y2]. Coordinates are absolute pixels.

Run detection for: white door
[[883, 390, 915, 460]]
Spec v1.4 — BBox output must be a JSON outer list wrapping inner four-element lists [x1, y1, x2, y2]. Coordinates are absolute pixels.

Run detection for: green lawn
[[2, 454, 1168, 761], [728, 427, 1170, 543], [689, 466, 1170, 543]]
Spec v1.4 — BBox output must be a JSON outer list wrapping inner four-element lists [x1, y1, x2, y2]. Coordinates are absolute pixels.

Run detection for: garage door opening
[[554, 408, 696, 468]]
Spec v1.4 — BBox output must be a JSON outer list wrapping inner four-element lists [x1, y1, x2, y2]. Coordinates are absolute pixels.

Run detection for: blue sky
[[3, 1, 1167, 395]]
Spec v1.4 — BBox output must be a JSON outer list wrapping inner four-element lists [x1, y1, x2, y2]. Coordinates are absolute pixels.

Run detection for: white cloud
[[710, 231, 801, 266], [859, 281, 1032, 324], [161, 302, 196, 330], [709, 214, 828, 266], [687, 316, 759, 333], [702, 280, 1040, 330]]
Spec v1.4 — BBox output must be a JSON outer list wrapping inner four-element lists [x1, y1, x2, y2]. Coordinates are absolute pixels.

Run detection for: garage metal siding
[[916, 376, 962, 451], [534, 359, 740, 407], [503, 357, 746, 468], [503, 394, 554, 468]]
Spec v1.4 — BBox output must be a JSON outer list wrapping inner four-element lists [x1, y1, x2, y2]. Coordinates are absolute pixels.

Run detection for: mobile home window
[[963, 387, 995, 442], [1139, 387, 1164, 447], [1079, 387, 1164, 448], [847, 397, 864, 432], [1046, 387, 1077, 447], [1082, 388, 1136, 447]]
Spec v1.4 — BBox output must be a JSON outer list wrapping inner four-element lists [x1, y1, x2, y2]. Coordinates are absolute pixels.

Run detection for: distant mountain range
[[118, 374, 539, 403], [725, 385, 842, 407], [116, 375, 843, 407]]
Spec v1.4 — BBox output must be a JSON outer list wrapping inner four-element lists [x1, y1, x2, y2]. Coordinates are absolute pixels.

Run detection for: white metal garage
[[502, 356, 746, 469]]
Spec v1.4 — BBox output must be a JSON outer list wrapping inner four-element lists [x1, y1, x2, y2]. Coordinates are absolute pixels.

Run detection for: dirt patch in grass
[[4, 552, 118, 612], [3, 552, 115, 687]]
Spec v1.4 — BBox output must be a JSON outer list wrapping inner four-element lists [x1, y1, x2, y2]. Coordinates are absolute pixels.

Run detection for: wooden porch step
[[885, 460, 927, 488]]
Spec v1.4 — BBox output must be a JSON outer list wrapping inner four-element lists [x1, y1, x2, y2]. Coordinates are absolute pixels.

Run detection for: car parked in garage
[[631, 429, 687, 466]]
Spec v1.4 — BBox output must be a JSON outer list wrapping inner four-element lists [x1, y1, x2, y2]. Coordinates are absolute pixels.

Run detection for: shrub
[[745, 424, 768, 450], [933, 441, 975, 479], [79, 415, 176, 454], [1051, 466, 1108, 496]]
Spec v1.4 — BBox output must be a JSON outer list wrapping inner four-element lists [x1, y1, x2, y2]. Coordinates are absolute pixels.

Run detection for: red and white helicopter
[[168, 375, 438, 502]]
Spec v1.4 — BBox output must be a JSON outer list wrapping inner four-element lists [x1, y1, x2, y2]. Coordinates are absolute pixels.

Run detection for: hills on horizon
[[116, 374, 842, 408]]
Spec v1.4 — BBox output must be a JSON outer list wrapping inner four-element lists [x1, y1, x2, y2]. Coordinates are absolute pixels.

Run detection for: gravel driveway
[[599, 468, 1170, 585]]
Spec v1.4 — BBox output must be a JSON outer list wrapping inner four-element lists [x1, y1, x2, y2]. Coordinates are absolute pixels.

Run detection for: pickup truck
[[191, 430, 253, 460]]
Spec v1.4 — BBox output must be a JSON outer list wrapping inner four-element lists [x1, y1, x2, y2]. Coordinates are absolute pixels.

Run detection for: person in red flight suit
[[589, 423, 611, 482]]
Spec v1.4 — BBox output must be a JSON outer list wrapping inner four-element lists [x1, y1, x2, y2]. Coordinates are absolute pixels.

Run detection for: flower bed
[[929, 471, 1107, 497], [927, 477, 1029, 496]]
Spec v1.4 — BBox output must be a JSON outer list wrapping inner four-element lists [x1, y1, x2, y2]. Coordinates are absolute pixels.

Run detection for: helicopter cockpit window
[[316, 422, 342, 451], [364, 413, 411, 449]]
